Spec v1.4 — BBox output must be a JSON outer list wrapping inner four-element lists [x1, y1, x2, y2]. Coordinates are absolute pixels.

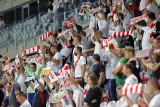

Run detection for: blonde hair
[[88, 73, 98, 88]]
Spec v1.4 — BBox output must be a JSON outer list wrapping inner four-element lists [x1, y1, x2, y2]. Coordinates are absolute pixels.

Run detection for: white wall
[[0, 0, 32, 13]]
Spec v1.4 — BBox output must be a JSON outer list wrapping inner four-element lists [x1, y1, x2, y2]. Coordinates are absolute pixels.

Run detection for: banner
[[23, 45, 41, 55], [51, 90, 72, 106], [135, 49, 152, 58], [57, 64, 70, 78], [49, 71, 58, 83], [39, 31, 52, 41], [63, 19, 76, 27], [41, 67, 52, 75], [101, 36, 113, 48], [3, 64, 12, 72], [122, 83, 143, 95]]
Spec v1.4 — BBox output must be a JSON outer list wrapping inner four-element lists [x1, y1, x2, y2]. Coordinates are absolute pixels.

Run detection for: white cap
[[146, 4, 158, 19]]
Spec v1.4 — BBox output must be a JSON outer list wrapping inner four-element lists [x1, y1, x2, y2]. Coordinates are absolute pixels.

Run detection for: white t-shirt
[[115, 24, 124, 32], [89, 14, 96, 29], [74, 56, 86, 78], [73, 45, 85, 62], [60, 45, 72, 57], [81, 36, 88, 50], [17, 73, 27, 94], [73, 86, 84, 107], [125, 74, 138, 104], [97, 16, 109, 37], [123, 12, 134, 29], [46, 61, 54, 68], [52, 52, 62, 73], [141, 27, 153, 50], [94, 42, 103, 60], [105, 53, 117, 79], [20, 100, 31, 107], [149, 93, 160, 107]]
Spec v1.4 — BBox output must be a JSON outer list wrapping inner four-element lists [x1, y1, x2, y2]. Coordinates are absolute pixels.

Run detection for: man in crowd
[[16, 92, 31, 107]]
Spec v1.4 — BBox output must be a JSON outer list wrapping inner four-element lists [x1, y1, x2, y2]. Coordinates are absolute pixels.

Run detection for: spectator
[[91, 32, 103, 61], [32, 81, 48, 107], [147, 78, 160, 106], [16, 92, 31, 107], [74, 47, 86, 87], [50, 45, 63, 73], [105, 50, 118, 101], [69, 75, 84, 107], [1, 84, 11, 107], [122, 63, 138, 104], [16, 55, 27, 93], [141, 49, 160, 80], [91, 54, 105, 87], [84, 73, 102, 107], [134, 12, 159, 50], [59, 36, 73, 65], [8, 76, 21, 107], [111, 45, 128, 87], [25, 62, 41, 105], [73, 36, 85, 62], [123, 46, 142, 83]]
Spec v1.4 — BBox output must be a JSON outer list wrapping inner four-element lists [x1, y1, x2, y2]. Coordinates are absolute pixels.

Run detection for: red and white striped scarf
[[122, 83, 143, 95], [39, 31, 52, 41], [101, 30, 134, 48], [130, 14, 147, 25]]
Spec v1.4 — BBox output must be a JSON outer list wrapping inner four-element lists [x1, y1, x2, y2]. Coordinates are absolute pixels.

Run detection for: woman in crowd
[[123, 46, 142, 83], [141, 49, 160, 80], [84, 73, 102, 107]]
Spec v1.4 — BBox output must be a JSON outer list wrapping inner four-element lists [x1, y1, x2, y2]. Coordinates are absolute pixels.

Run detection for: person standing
[[91, 54, 105, 87], [16, 92, 31, 107], [8, 76, 21, 107], [74, 47, 86, 88], [84, 74, 102, 107], [50, 45, 63, 73]]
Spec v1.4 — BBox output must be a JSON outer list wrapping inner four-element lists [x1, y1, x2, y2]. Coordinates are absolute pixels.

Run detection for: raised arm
[[112, 64, 124, 75], [134, 24, 143, 31], [18, 55, 25, 74], [141, 58, 160, 71]]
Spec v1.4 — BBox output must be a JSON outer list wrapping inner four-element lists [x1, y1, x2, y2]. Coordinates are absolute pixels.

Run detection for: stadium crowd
[[0, 0, 160, 107]]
